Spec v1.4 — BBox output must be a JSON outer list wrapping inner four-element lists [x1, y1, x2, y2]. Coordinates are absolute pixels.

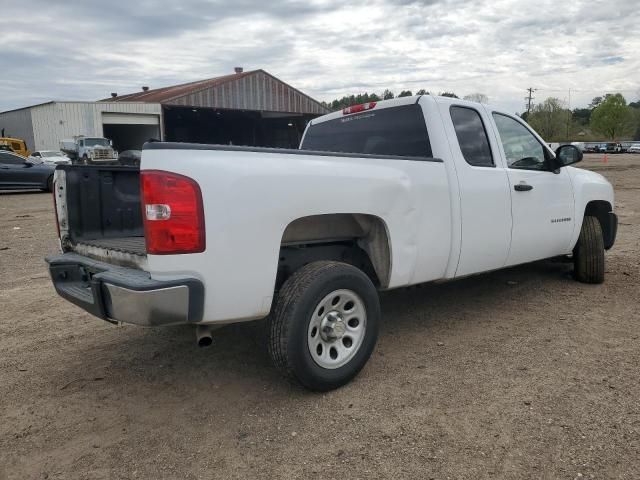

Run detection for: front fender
[[567, 166, 615, 249]]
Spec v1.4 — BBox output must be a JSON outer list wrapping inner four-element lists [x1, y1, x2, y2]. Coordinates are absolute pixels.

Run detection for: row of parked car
[[0, 147, 142, 192], [583, 142, 640, 154]]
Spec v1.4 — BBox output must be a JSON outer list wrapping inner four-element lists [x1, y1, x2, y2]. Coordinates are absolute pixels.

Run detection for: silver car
[[29, 150, 72, 165]]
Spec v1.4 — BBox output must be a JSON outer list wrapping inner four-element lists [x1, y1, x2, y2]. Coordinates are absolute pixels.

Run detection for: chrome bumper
[[46, 253, 203, 326]]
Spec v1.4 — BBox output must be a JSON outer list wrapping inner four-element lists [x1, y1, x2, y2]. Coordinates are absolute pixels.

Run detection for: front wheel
[[574, 216, 605, 284], [268, 261, 380, 391]]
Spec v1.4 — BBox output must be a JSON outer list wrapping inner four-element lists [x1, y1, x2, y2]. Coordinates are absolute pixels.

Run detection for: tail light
[[342, 102, 376, 115], [141, 170, 205, 255]]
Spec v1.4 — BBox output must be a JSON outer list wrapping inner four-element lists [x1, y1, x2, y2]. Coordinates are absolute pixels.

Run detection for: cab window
[[492, 113, 547, 170], [450, 106, 494, 167]]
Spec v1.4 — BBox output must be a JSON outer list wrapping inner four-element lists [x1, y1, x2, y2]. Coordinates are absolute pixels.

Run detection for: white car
[[46, 95, 617, 391], [30, 150, 72, 165], [628, 144, 640, 154]]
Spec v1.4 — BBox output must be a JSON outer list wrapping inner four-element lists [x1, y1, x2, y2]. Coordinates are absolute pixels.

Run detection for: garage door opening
[[102, 113, 161, 152], [163, 106, 315, 149], [103, 124, 160, 152]]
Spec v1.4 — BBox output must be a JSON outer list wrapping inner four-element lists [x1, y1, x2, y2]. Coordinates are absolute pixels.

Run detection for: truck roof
[[309, 95, 497, 126]]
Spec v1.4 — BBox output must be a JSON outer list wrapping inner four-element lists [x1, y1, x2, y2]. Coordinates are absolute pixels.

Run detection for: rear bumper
[[46, 253, 204, 326]]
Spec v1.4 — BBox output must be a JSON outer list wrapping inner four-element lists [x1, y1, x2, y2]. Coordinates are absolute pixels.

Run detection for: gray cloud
[[1, 0, 638, 113]]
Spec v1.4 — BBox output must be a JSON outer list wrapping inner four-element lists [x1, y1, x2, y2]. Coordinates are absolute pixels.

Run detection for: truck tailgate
[[55, 165, 145, 267]]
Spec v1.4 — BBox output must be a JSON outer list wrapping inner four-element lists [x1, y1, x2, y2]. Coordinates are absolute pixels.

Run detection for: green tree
[[416, 89, 429, 95], [527, 97, 570, 140], [440, 91, 459, 98], [572, 108, 591, 126], [398, 90, 413, 97], [590, 93, 634, 140], [589, 96, 604, 109], [382, 89, 395, 100]]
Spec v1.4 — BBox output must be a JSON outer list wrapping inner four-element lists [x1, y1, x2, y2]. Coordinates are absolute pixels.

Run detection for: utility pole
[[566, 88, 571, 141], [525, 87, 536, 117]]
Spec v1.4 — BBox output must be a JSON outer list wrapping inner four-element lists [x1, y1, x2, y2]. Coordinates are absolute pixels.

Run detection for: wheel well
[[584, 200, 614, 248], [278, 214, 391, 289]]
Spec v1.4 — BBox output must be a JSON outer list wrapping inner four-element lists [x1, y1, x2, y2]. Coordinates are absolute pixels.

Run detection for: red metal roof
[[103, 70, 258, 103]]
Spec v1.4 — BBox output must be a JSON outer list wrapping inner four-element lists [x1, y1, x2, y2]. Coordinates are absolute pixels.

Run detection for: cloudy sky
[[1, 0, 638, 113]]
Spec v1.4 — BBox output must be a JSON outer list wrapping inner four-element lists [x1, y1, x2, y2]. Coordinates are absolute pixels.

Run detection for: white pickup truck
[[46, 95, 617, 391]]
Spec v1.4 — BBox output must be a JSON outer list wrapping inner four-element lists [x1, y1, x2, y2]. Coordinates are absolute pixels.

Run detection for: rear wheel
[[45, 175, 53, 192], [268, 261, 380, 391], [574, 215, 605, 284]]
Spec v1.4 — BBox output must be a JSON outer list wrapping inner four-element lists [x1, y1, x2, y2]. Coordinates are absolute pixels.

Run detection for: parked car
[[605, 143, 623, 153], [117, 150, 141, 167], [46, 95, 617, 391], [583, 144, 600, 153], [0, 150, 55, 191], [29, 150, 72, 165], [628, 144, 640, 154]]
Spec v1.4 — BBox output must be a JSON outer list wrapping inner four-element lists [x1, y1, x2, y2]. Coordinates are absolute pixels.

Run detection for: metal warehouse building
[[0, 102, 162, 152], [0, 68, 329, 153]]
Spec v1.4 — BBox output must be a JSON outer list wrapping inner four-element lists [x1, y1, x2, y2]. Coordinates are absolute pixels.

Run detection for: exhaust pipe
[[196, 325, 214, 348]]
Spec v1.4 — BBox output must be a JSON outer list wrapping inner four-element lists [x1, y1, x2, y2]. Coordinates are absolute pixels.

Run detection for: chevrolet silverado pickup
[[46, 95, 617, 391]]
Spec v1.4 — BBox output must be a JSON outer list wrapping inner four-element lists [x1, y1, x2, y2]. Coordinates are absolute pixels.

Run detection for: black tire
[[268, 261, 380, 391], [82, 154, 89, 165], [45, 175, 53, 192], [574, 216, 605, 284]]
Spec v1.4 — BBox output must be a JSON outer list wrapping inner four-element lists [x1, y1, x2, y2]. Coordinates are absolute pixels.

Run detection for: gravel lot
[[1, 154, 639, 479]]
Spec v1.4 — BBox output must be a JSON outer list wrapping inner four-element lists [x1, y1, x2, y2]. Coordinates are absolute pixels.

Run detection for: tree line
[[524, 93, 640, 141], [323, 89, 640, 141], [322, 90, 469, 112]]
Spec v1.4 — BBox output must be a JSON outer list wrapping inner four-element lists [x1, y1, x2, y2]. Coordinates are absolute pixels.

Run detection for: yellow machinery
[[0, 137, 30, 157]]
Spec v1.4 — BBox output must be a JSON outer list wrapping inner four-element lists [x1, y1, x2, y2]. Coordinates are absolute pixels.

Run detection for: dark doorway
[[103, 124, 160, 152], [163, 106, 317, 148]]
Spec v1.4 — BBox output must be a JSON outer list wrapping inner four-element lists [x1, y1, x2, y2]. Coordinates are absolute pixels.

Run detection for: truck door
[[489, 112, 575, 265], [439, 101, 512, 276]]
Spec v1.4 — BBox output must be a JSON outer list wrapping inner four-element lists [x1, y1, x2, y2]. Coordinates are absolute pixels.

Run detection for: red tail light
[[342, 102, 376, 115], [141, 170, 205, 255]]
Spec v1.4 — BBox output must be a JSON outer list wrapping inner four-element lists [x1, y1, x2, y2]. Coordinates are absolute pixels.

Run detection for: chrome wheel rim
[[307, 289, 367, 369]]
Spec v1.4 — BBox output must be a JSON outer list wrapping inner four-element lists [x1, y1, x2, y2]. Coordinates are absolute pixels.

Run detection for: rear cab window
[[301, 104, 433, 158], [450, 106, 494, 167]]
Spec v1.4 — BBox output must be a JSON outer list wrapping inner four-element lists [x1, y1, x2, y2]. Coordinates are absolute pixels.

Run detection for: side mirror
[[554, 144, 583, 168]]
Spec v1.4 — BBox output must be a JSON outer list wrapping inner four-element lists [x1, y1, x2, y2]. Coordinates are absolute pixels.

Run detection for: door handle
[[514, 183, 533, 192]]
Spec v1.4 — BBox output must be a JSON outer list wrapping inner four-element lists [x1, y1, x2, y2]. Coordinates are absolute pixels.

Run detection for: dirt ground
[[1, 154, 639, 479]]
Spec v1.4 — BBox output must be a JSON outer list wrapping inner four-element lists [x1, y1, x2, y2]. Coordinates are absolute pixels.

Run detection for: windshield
[[301, 104, 432, 158], [84, 138, 110, 147]]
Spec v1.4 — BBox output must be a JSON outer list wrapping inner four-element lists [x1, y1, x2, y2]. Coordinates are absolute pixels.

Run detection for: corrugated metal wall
[[0, 108, 35, 150], [30, 102, 162, 150], [167, 71, 328, 114]]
